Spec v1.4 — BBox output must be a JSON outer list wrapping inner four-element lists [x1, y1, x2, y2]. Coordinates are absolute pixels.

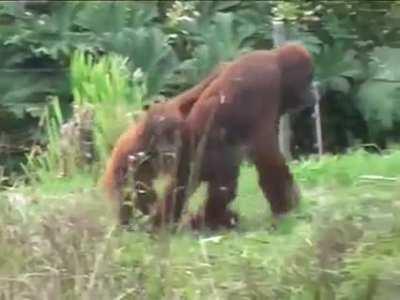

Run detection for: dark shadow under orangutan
[[152, 43, 319, 230], [101, 63, 228, 226]]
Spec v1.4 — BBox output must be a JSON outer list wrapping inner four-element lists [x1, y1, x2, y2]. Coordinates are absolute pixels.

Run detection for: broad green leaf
[[315, 44, 363, 83], [286, 26, 322, 55], [101, 27, 178, 96], [369, 47, 400, 81], [125, 1, 159, 27], [328, 77, 351, 94], [357, 80, 400, 129], [75, 2, 128, 35]]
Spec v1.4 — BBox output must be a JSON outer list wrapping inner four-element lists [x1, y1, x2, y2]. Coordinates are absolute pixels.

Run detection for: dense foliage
[[1, 1, 400, 176], [1, 3, 400, 298]]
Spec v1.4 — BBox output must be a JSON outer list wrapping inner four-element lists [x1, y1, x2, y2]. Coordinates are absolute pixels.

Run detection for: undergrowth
[[1, 149, 400, 299]]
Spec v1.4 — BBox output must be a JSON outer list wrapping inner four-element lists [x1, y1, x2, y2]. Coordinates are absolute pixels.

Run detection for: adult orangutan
[[152, 42, 319, 230]]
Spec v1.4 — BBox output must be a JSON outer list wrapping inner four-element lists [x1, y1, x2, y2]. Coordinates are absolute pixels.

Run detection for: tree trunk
[[313, 88, 323, 157], [272, 20, 292, 161]]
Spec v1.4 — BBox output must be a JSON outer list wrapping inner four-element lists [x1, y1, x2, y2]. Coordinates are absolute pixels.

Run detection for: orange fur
[[100, 63, 228, 225], [152, 43, 318, 229]]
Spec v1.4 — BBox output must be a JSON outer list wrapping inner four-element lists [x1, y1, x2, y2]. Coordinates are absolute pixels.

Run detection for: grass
[[1, 149, 400, 299]]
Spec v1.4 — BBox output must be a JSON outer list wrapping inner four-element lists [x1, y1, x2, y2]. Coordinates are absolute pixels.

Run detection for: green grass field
[[1, 150, 400, 299]]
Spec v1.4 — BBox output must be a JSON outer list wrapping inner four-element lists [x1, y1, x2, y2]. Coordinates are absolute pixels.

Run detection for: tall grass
[[22, 97, 65, 183], [71, 50, 145, 163], [23, 50, 145, 183]]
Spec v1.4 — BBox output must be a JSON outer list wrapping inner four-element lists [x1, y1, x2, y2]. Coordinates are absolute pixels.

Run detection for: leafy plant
[[176, 12, 256, 86], [357, 47, 400, 130], [101, 27, 179, 97], [23, 97, 65, 183], [71, 50, 145, 164], [315, 43, 364, 94], [24, 50, 146, 182]]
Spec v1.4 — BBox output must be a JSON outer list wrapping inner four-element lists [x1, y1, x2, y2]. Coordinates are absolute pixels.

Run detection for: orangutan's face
[[150, 114, 183, 174]]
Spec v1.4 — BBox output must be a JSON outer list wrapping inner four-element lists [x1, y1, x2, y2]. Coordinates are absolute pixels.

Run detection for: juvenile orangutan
[[101, 63, 228, 225]]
